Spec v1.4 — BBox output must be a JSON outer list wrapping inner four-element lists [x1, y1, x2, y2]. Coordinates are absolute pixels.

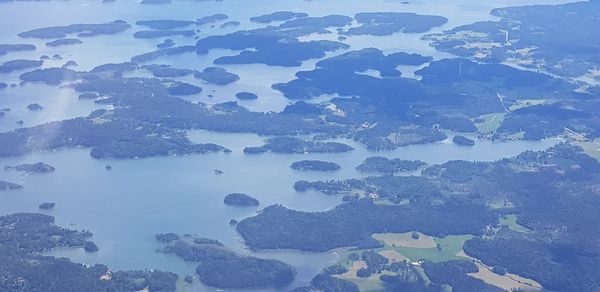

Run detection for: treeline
[[244, 137, 353, 154], [291, 160, 341, 171], [422, 260, 502, 292], [0, 118, 229, 159], [0, 213, 91, 252], [356, 157, 426, 174], [237, 199, 493, 252]]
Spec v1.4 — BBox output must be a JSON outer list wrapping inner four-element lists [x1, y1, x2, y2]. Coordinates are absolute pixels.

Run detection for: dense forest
[[1, 1, 600, 291], [157, 235, 296, 289], [237, 200, 492, 251], [0, 213, 177, 292], [239, 143, 600, 291]]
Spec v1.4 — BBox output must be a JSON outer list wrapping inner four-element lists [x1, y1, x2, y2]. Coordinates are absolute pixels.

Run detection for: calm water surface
[[0, 131, 558, 290]]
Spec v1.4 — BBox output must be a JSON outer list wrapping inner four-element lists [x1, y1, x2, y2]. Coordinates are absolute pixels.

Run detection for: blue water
[[0, 131, 558, 290]]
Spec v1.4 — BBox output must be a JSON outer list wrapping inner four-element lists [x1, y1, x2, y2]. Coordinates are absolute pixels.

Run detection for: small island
[[220, 21, 240, 29], [356, 157, 426, 174], [196, 14, 228, 26], [18, 20, 131, 39], [0, 44, 36, 56], [38, 202, 55, 210], [280, 15, 353, 29], [46, 38, 82, 47], [26, 103, 43, 111], [0, 59, 43, 73], [167, 82, 202, 96], [250, 11, 309, 23], [291, 160, 341, 172], [244, 137, 353, 154], [0, 180, 23, 190], [78, 93, 99, 100], [194, 67, 239, 85], [155, 232, 180, 243], [131, 45, 195, 63], [133, 30, 195, 39], [83, 241, 99, 252], [5, 162, 55, 173], [453, 135, 475, 146], [63, 60, 78, 67], [156, 38, 175, 48], [135, 20, 195, 30], [90, 140, 228, 159], [340, 12, 448, 36], [224, 193, 259, 206], [195, 24, 349, 67], [140, 0, 172, 5], [235, 91, 258, 100], [20, 67, 79, 85], [143, 64, 194, 78]]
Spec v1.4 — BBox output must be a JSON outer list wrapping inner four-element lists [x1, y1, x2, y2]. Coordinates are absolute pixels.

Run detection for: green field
[[475, 113, 506, 134], [389, 235, 473, 263], [576, 141, 600, 162], [508, 99, 547, 111], [334, 234, 475, 291], [499, 214, 532, 233], [344, 272, 393, 292], [487, 198, 515, 209]]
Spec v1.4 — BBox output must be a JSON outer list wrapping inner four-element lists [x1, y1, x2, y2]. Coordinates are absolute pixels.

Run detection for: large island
[[156, 234, 296, 289]]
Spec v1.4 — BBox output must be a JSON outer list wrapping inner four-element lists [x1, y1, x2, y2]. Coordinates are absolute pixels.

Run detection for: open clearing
[[468, 262, 542, 291], [339, 260, 368, 279], [499, 214, 533, 233], [475, 113, 506, 134], [378, 250, 408, 262], [373, 232, 436, 248], [459, 251, 543, 291], [508, 99, 547, 111], [337, 260, 387, 292], [382, 234, 473, 263], [576, 141, 600, 162]]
